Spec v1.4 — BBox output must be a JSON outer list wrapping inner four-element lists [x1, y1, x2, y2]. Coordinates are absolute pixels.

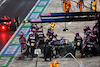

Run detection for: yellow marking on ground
[[76, 53, 85, 60]]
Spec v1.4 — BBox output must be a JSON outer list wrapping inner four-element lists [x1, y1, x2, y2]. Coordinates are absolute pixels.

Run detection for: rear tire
[[10, 22, 17, 31], [93, 44, 100, 56]]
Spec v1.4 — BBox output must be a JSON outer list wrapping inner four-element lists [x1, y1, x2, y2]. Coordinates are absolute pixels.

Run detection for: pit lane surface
[[0, 0, 37, 51]]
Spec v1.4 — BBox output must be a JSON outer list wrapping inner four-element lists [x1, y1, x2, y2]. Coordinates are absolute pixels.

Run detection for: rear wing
[[0, 20, 11, 22]]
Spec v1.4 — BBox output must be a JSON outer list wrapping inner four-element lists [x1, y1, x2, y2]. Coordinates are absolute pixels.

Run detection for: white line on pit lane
[[68, 22, 72, 24], [0, 0, 6, 7]]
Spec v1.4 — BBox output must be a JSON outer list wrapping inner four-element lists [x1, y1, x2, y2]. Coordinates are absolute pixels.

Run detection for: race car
[[0, 16, 19, 31]]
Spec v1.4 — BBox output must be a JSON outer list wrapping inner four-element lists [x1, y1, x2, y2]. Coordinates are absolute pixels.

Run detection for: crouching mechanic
[[19, 32, 26, 58]]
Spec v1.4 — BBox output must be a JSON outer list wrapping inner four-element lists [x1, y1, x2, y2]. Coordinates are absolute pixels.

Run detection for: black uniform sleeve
[[74, 37, 77, 42]]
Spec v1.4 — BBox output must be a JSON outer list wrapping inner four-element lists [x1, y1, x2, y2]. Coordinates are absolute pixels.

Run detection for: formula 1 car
[[0, 16, 19, 31]]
